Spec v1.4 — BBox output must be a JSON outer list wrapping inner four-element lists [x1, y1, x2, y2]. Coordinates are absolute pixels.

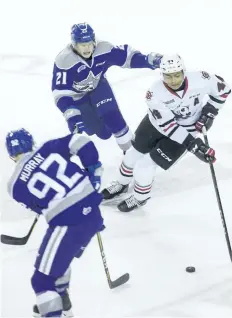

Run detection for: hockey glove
[[187, 138, 216, 163], [73, 121, 85, 134], [86, 161, 103, 192], [67, 115, 85, 134], [195, 103, 218, 132], [147, 53, 163, 69]]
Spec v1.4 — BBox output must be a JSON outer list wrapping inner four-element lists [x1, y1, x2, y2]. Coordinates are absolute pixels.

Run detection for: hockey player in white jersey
[[101, 54, 231, 212]]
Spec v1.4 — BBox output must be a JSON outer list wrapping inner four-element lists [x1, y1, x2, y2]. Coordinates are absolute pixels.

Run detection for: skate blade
[[32, 309, 73, 317], [62, 309, 74, 317], [101, 193, 129, 206]]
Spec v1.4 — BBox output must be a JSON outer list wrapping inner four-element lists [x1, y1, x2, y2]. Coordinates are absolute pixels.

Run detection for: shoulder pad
[[93, 40, 114, 57], [55, 44, 82, 70]]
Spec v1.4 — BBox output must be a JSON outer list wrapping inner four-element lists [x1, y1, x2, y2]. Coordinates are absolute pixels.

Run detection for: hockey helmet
[[160, 54, 185, 74], [6, 128, 34, 158], [71, 23, 95, 44]]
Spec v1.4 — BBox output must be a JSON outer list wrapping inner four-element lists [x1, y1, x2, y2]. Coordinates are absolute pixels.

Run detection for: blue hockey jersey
[[7, 134, 103, 226], [52, 41, 153, 114]]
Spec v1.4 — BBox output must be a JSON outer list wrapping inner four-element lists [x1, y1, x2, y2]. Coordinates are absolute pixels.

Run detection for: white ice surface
[[1, 0, 232, 317]]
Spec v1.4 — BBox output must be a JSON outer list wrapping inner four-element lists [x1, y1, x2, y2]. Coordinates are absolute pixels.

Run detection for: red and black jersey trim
[[209, 95, 226, 104], [159, 118, 175, 127], [167, 125, 179, 137]]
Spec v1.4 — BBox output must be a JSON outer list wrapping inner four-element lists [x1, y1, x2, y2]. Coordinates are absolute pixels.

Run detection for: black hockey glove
[[195, 103, 218, 132], [187, 138, 216, 163]]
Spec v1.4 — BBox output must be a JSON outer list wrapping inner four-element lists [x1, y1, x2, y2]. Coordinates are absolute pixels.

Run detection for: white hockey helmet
[[160, 54, 185, 74]]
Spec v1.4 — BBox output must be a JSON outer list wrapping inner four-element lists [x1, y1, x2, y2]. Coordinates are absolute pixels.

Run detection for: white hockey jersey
[[146, 71, 231, 145]]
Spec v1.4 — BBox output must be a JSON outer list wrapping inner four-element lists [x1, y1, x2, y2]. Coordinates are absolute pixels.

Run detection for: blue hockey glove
[[147, 53, 163, 69], [86, 161, 103, 192], [73, 121, 85, 134], [67, 116, 85, 134]]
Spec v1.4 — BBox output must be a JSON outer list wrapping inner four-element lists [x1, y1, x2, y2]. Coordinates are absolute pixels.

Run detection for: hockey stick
[[1, 215, 39, 246], [97, 232, 130, 289], [202, 126, 232, 262]]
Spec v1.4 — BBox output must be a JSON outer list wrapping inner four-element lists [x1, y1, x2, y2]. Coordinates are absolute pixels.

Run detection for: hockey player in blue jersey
[[52, 22, 163, 152], [6, 128, 105, 317]]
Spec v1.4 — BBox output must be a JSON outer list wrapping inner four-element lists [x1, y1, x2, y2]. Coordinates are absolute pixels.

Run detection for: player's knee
[[132, 134, 152, 154], [96, 129, 112, 140], [134, 154, 157, 184], [31, 269, 56, 293], [123, 145, 144, 167], [95, 124, 112, 139], [102, 108, 127, 133]]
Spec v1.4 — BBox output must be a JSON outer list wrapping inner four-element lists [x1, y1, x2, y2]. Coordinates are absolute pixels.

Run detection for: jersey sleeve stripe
[[68, 134, 90, 154], [163, 122, 178, 132], [159, 118, 175, 127], [167, 125, 179, 137], [209, 95, 226, 104]]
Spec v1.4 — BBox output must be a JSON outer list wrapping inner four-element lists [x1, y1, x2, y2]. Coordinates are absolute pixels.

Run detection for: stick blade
[[1, 234, 28, 245], [110, 273, 130, 289]]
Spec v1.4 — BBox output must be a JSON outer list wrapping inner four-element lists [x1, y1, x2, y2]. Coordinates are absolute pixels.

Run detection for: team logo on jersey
[[96, 61, 106, 67], [77, 65, 87, 73], [73, 71, 102, 92], [73, 81, 94, 92], [174, 105, 192, 119], [146, 90, 153, 100], [82, 207, 92, 215], [201, 71, 210, 79]]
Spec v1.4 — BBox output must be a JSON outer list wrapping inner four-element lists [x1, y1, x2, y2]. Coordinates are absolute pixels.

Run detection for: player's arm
[[196, 72, 231, 132], [7, 179, 42, 214], [52, 63, 85, 133], [107, 44, 162, 70]]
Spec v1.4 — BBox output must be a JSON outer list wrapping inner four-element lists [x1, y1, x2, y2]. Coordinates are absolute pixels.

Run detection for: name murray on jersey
[[19, 153, 45, 182]]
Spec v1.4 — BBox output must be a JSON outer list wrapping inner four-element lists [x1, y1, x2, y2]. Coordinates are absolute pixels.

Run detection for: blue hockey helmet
[[71, 23, 95, 44], [6, 128, 34, 158]]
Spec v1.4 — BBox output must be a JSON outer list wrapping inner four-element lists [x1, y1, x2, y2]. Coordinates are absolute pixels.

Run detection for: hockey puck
[[186, 266, 196, 273]]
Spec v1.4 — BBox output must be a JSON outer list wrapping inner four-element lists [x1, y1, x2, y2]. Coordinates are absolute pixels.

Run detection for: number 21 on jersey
[[56, 71, 67, 85]]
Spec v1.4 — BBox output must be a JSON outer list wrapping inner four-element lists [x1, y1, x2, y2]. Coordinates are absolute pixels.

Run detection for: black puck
[[186, 266, 196, 273]]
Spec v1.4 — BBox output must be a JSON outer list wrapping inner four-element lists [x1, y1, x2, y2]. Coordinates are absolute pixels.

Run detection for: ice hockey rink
[[1, 0, 232, 317]]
